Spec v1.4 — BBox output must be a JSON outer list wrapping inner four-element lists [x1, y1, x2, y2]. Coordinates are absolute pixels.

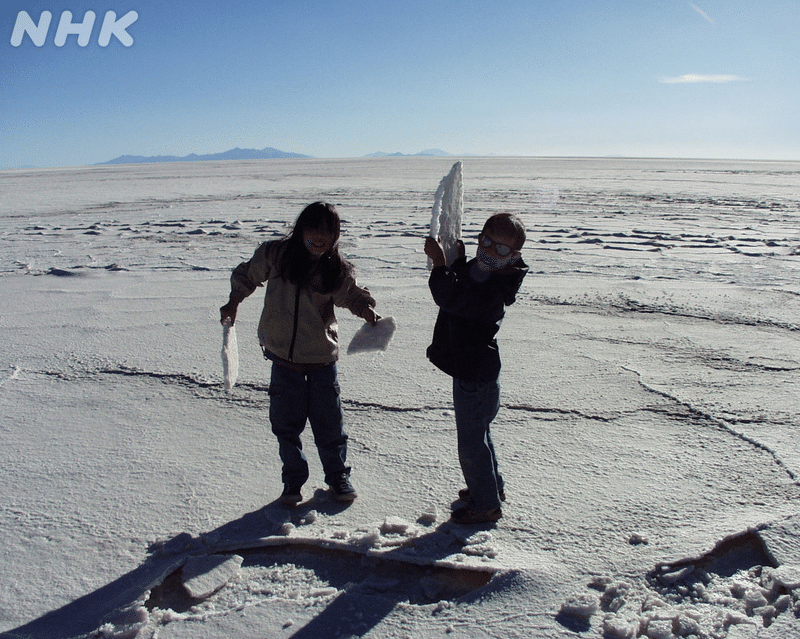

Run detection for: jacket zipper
[[287, 283, 301, 362]]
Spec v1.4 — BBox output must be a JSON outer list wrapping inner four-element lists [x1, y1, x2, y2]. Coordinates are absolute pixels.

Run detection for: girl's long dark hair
[[277, 202, 351, 293]]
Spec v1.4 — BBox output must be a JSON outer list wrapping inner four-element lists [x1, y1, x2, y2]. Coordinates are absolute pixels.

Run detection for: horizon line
[[5, 153, 800, 172]]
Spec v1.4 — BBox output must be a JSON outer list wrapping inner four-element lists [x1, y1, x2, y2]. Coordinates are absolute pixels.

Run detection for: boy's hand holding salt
[[425, 237, 464, 268]]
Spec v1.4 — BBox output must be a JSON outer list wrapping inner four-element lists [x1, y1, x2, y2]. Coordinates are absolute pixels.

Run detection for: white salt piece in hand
[[347, 316, 397, 354], [429, 161, 463, 269], [221, 319, 238, 391]]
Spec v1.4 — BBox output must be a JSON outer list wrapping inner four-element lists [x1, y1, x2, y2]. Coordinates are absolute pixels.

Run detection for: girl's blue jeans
[[453, 377, 504, 511], [268, 362, 349, 487]]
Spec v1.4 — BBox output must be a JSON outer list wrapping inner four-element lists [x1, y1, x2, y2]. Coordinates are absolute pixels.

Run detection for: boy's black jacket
[[426, 255, 528, 382]]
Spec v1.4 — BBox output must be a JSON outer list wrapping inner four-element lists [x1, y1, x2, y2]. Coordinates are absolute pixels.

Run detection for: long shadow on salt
[[147, 542, 495, 639], [145, 495, 498, 638], [0, 496, 500, 639]]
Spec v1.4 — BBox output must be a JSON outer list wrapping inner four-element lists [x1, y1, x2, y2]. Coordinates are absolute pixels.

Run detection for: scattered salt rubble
[[248, 510, 501, 567], [93, 511, 502, 638], [559, 519, 800, 638]]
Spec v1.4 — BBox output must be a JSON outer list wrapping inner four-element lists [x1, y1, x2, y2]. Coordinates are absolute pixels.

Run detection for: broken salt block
[[559, 593, 599, 622], [602, 613, 639, 639], [774, 565, 800, 590], [380, 516, 414, 535], [182, 554, 244, 599], [347, 316, 396, 354]]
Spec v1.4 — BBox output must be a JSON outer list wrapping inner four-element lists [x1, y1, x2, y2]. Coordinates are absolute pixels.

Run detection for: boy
[[424, 213, 528, 524]]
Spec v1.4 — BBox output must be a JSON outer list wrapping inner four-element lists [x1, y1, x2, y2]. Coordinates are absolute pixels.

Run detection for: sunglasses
[[479, 233, 514, 257]]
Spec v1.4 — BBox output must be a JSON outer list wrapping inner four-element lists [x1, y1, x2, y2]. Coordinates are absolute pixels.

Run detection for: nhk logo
[[11, 10, 139, 47]]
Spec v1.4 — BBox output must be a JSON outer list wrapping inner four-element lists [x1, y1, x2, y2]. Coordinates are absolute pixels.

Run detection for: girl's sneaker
[[328, 473, 357, 502]]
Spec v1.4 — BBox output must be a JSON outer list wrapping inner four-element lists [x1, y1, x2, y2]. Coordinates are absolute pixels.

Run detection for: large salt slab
[[182, 554, 244, 599]]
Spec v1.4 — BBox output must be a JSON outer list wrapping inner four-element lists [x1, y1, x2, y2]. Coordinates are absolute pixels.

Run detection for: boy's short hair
[[482, 213, 526, 250]]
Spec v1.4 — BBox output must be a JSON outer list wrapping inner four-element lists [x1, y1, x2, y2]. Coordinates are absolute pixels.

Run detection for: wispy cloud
[[690, 3, 715, 25], [659, 74, 749, 84]]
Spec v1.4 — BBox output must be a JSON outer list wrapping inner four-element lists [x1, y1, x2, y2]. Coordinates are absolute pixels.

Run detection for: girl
[[220, 202, 378, 505]]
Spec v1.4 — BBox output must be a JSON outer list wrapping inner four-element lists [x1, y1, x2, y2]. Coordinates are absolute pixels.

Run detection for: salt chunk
[[353, 528, 382, 546], [676, 614, 702, 637], [380, 516, 414, 535], [589, 575, 613, 590], [417, 506, 439, 525], [465, 531, 492, 546], [559, 593, 599, 621], [602, 613, 639, 639], [743, 589, 768, 613], [775, 594, 792, 612], [182, 554, 244, 599], [753, 604, 776, 621], [724, 610, 757, 627], [628, 533, 649, 545], [644, 619, 672, 639], [657, 565, 694, 585], [774, 565, 800, 589], [730, 580, 748, 597], [641, 594, 668, 611]]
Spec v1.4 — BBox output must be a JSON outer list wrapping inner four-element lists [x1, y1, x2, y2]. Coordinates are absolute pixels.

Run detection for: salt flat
[[1, 157, 799, 638]]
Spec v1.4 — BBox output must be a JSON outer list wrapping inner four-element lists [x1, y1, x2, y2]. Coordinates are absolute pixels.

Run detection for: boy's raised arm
[[424, 237, 446, 268]]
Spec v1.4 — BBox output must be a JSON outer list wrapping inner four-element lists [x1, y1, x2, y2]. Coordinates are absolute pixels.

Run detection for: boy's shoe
[[279, 484, 303, 505], [328, 473, 357, 502], [458, 487, 506, 502], [451, 506, 502, 525]]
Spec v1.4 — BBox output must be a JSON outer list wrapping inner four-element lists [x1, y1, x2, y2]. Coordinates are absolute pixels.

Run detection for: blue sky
[[2, 0, 798, 168]]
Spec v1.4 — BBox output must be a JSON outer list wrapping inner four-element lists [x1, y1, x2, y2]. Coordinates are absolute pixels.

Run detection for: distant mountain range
[[98, 147, 455, 166], [364, 149, 453, 157], [98, 147, 313, 165]]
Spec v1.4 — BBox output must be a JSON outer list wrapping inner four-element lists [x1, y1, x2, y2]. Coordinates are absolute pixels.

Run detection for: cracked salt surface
[[1, 158, 799, 639]]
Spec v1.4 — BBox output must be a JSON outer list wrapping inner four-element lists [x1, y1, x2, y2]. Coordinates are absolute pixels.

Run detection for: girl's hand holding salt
[[220, 301, 238, 326], [361, 306, 380, 326]]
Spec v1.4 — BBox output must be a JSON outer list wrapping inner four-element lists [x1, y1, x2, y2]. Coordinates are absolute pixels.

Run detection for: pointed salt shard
[[428, 161, 463, 268]]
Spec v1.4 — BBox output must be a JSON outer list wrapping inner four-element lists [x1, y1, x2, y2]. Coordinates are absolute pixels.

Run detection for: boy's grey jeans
[[453, 377, 504, 511]]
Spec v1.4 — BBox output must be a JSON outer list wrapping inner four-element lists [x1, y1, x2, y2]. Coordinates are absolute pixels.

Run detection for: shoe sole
[[331, 491, 357, 502], [458, 490, 506, 502], [451, 509, 502, 525]]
